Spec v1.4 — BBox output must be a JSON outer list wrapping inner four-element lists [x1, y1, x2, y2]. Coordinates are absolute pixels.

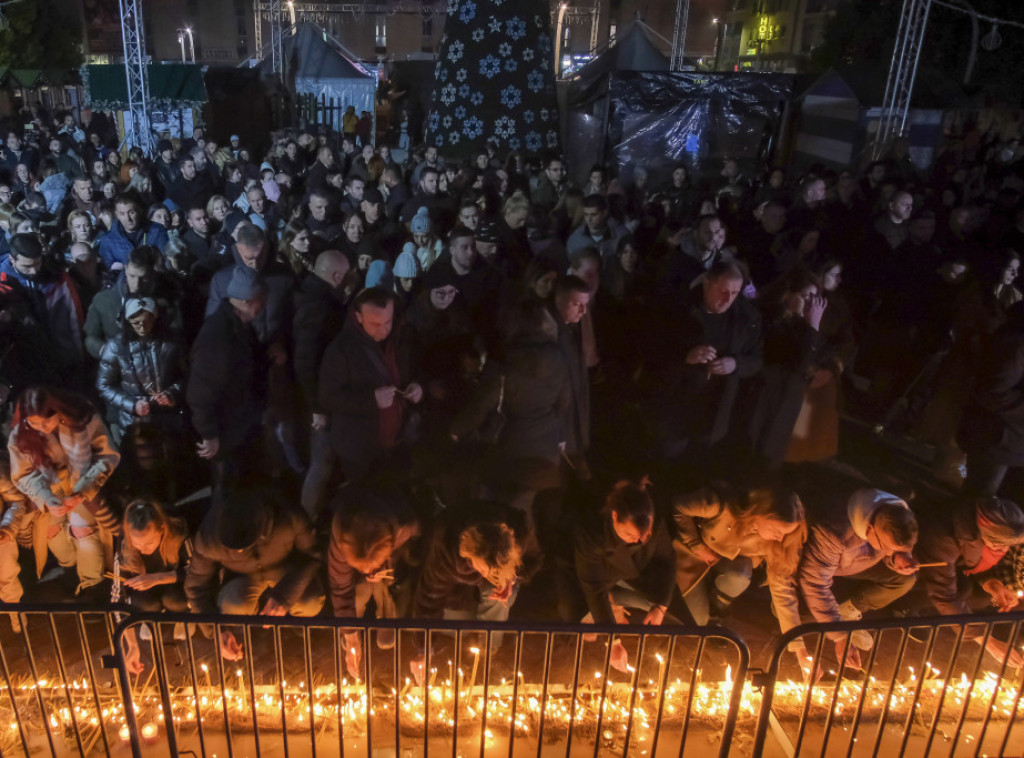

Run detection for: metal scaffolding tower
[[874, 0, 933, 159], [118, 0, 153, 154], [268, 0, 285, 74], [669, 0, 690, 71]]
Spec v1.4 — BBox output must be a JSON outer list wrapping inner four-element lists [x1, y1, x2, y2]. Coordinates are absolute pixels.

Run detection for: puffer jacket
[[97, 335, 184, 429], [798, 488, 912, 629]]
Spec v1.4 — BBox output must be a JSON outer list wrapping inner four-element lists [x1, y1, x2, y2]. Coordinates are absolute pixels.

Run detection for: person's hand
[[125, 573, 169, 591], [982, 579, 1021, 612], [809, 368, 834, 390], [261, 597, 288, 617], [153, 392, 175, 407], [610, 602, 630, 626], [410, 654, 426, 686], [219, 630, 243, 661], [803, 292, 828, 331], [311, 413, 327, 431], [268, 342, 287, 366], [402, 383, 423, 404], [691, 544, 720, 565], [835, 638, 862, 671], [196, 438, 220, 459], [488, 581, 515, 606], [686, 345, 717, 365], [134, 399, 151, 417], [984, 636, 1024, 668], [643, 605, 667, 626], [124, 643, 145, 675], [344, 633, 362, 679], [374, 386, 397, 409], [609, 640, 630, 673], [709, 357, 737, 375], [889, 552, 920, 575]]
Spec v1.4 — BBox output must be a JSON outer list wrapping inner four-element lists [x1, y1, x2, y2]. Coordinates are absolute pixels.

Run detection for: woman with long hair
[[674, 484, 807, 638], [279, 219, 316, 275], [118, 499, 192, 673], [7, 386, 121, 595]]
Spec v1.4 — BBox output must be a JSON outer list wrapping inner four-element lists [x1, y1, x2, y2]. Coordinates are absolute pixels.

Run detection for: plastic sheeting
[[568, 71, 793, 181], [294, 76, 375, 132]]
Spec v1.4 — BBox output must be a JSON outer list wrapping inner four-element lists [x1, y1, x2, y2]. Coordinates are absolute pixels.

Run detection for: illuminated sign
[[752, 14, 781, 42]]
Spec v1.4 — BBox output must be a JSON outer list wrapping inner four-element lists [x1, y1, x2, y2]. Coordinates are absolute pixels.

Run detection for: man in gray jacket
[[799, 488, 920, 669]]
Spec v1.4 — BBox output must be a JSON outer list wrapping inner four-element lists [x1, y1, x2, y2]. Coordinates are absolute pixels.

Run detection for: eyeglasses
[[432, 288, 458, 300]]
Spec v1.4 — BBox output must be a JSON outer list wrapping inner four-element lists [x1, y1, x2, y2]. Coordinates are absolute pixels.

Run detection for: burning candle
[[118, 726, 130, 743], [200, 663, 211, 689], [141, 722, 158, 745], [468, 647, 481, 693]]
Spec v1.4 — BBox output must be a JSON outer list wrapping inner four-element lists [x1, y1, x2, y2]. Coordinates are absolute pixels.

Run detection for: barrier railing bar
[[722, 635, 750, 758], [621, 633, 646, 758], [0, 613, 31, 755], [676, 634, 705, 758], [895, 624, 938, 756], [974, 622, 1014, 758], [506, 629, 523, 758], [272, 623, 287, 758], [535, 631, 553, 757], [216, 620, 237, 758], [817, 629, 850, 756], [46, 611, 89, 755], [791, 631, 825, 756], [302, 626, 316, 758], [181, 619, 206, 758], [648, 634, 676, 758], [452, 628, 462, 758], [394, 630, 401, 757], [921, 625, 967, 756], [75, 612, 114, 756], [564, 629, 585, 756], [996, 624, 1024, 757], [332, 624, 345, 758], [591, 631, 615, 758], [423, 628, 432, 757], [243, 623, 263, 758], [951, 622, 993, 757], [844, 627, 888, 758], [150, 626, 175, 758], [479, 628, 492, 758]]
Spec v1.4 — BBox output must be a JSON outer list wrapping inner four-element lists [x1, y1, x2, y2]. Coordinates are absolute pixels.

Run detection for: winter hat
[[260, 161, 275, 175], [156, 139, 173, 154], [975, 497, 1024, 549], [365, 259, 394, 289], [226, 265, 267, 301], [410, 207, 431, 235], [223, 210, 248, 237], [124, 297, 157, 320], [394, 249, 420, 278], [422, 261, 460, 291]]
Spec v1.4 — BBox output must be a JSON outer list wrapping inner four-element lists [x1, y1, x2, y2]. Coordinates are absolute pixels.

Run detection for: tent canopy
[[82, 64, 207, 110], [569, 20, 669, 103], [257, 21, 376, 120]]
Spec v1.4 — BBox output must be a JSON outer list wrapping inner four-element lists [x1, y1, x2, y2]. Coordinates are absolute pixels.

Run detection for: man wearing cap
[[917, 497, 1024, 665], [186, 485, 324, 660], [154, 139, 178, 195], [318, 286, 423, 485], [293, 250, 352, 517], [187, 265, 269, 480], [799, 488, 921, 669]]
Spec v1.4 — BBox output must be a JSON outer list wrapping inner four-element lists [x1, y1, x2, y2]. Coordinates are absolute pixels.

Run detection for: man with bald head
[[293, 249, 352, 517]]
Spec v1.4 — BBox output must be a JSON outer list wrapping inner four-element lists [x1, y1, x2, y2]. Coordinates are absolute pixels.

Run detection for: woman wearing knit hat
[[393, 245, 421, 308], [409, 207, 442, 272]]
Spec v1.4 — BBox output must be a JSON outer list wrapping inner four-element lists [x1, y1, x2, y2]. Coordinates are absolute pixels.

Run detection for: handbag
[[476, 375, 507, 444]]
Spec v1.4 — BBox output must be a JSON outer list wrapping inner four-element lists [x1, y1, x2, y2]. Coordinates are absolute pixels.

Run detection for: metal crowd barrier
[[0, 603, 133, 757], [1, 605, 1022, 757], [751, 613, 1024, 758]]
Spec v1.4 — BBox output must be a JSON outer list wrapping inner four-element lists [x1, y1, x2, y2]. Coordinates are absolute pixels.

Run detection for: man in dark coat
[[167, 155, 212, 211], [97, 195, 169, 269], [551, 275, 592, 475], [958, 303, 1024, 496], [293, 250, 351, 517], [186, 485, 324, 660], [422, 228, 504, 337], [318, 287, 423, 484], [187, 266, 269, 483], [917, 497, 1024, 666], [643, 261, 763, 468]]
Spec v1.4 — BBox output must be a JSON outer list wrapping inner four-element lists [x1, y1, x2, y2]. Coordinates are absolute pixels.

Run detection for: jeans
[[844, 561, 917, 613], [682, 557, 754, 626], [0, 540, 22, 603], [218, 571, 326, 617]]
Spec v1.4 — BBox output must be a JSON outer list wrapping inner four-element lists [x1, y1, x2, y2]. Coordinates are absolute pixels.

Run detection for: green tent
[[82, 63, 207, 110]]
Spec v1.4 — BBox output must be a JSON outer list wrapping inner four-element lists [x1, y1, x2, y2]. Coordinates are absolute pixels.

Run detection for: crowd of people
[[1, 104, 1024, 679]]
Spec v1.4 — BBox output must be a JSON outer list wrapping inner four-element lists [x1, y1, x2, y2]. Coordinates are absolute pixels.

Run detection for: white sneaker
[[173, 623, 187, 641], [838, 600, 862, 622], [138, 623, 152, 641], [9, 613, 21, 634]]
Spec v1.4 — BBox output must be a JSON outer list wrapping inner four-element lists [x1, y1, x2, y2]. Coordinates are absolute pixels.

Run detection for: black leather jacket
[[97, 334, 185, 429]]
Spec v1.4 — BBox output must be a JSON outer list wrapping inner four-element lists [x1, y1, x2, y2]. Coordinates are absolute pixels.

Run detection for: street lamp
[[178, 27, 195, 62], [286, 0, 296, 27], [554, 2, 569, 77], [177, 30, 187, 62]]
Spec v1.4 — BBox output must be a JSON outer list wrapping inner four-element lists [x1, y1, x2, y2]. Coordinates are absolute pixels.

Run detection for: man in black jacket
[[187, 266, 268, 484], [186, 485, 324, 660], [318, 287, 423, 485], [293, 250, 351, 516]]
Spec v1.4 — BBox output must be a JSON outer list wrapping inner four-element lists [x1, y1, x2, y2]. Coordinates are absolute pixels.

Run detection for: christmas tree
[[426, 0, 561, 156]]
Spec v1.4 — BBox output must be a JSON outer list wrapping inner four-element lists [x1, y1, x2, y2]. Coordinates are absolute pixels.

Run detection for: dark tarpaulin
[[570, 71, 793, 181]]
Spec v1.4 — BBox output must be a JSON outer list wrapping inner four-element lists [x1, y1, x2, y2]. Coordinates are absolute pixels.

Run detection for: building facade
[[717, 0, 841, 72]]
